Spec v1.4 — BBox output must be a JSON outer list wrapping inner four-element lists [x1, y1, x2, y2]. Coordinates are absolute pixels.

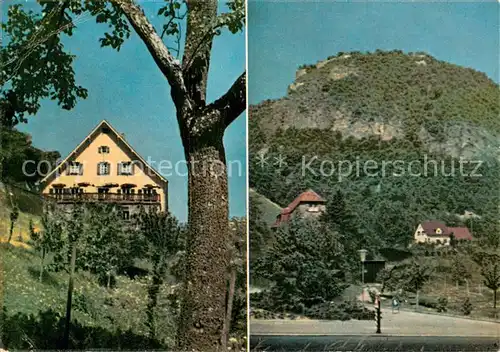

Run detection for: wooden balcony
[[44, 192, 160, 204]]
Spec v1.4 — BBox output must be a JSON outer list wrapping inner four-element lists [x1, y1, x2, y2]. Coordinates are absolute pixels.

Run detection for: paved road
[[250, 335, 500, 351], [251, 308, 500, 337]]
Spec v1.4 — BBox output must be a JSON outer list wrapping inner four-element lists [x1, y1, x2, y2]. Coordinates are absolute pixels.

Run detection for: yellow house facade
[[40, 120, 168, 217], [413, 220, 455, 246]]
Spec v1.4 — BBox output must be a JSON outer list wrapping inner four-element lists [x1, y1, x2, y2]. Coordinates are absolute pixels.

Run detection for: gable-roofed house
[[414, 220, 472, 246], [40, 120, 168, 219], [271, 189, 326, 228]]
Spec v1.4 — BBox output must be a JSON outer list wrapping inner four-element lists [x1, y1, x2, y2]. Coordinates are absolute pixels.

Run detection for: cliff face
[[250, 51, 499, 159]]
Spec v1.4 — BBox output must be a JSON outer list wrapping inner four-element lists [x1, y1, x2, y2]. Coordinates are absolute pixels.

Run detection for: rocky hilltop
[[249, 51, 499, 249], [250, 51, 499, 159]]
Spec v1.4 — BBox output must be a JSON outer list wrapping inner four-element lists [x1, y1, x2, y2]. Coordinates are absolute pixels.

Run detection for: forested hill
[[249, 51, 500, 252], [1, 127, 60, 188]]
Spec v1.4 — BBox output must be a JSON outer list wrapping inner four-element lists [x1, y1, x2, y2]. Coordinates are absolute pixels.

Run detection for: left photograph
[[0, 1, 247, 351]]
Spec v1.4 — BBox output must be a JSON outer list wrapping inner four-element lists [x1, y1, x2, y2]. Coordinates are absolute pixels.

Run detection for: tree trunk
[[146, 265, 164, 339], [39, 248, 45, 283], [7, 221, 14, 243], [221, 268, 237, 350], [177, 132, 230, 351], [62, 243, 76, 349], [415, 289, 419, 312]]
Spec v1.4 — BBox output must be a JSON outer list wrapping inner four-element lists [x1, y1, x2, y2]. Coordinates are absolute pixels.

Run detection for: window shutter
[[97, 163, 101, 175], [118, 162, 122, 175], [79, 163, 83, 175]]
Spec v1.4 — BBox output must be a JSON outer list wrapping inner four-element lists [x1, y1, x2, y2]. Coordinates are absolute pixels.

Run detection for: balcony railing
[[45, 192, 160, 204]]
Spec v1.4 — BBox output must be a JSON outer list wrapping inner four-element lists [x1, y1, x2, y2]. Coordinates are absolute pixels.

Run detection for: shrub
[[304, 300, 375, 321], [436, 297, 448, 313], [461, 298, 472, 316]]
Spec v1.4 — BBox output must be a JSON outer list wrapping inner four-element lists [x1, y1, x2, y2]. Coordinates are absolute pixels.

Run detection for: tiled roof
[[421, 221, 451, 236], [271, 189, 324, 227], [448, 227, 473, 240], [419, 221, 473, 240]]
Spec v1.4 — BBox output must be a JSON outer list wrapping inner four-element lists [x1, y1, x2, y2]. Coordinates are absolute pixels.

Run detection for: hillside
[[0, 182, 42, 246], [250, 50, 499, 160], [249, 188, 281, 226], [249, 51, 500, 250]]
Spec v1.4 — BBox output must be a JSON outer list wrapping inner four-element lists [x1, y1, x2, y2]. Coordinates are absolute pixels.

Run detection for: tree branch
[[111, 0, 191, 111], [181, 0, 218, 106], [208, 72, 246, 128]]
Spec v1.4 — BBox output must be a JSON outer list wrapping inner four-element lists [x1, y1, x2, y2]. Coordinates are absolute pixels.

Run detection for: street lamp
[[358, 249, 367, 303]]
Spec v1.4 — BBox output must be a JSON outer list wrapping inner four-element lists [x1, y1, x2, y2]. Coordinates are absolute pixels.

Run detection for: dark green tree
[[248, 192, 272, 268], [222, 217, 246, 349], [135, 208, 183, 340], [63, 204, 84, 349], [254, 218, 348, 312], [383, 259, 434, 310], [450, 255, 472, 286], [29, 203, 63, 282], [78, 204, 130, 288], [479, 252, 500, 309]]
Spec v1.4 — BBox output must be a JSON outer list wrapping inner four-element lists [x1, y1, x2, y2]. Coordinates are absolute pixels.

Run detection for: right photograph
[[247, 1, 500, 351]]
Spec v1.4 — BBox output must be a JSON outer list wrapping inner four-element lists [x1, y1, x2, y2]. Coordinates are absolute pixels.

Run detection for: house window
[[118, 162, 133, 175], [308, 205, 320, 212], [98, 162, 110, 175], [98, 146, 110, 154], [68, 162, 83, 175]]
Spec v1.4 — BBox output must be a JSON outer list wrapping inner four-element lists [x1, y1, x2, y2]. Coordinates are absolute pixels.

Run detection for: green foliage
[[249, 51, 500, 257], [304, 300, 375, 321], [1, 2, 88, 126], [77, 204, 131, 287], [29, 203, 64, 281], [253, 218, 348, 312], [9, 205, 19, 224], [134, 208, 184, 338], [462, 297, 472, 316], [436, 297, 448, 313], [0, 129, 60, 185], [248, 191, 274, 268], [450, 255, 472, 285], [477, 251, 500, 308], [383, 259, 434, 294]]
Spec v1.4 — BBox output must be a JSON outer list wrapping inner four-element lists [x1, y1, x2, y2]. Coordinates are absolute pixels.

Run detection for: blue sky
[[15, 2, 246, 222], [249, 0, 499, 104]]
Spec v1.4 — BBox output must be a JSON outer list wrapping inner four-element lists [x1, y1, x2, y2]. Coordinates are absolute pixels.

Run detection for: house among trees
[[40, 120, 168, 219], [413, 221, 473, 246], [271, 189, 326, 228]]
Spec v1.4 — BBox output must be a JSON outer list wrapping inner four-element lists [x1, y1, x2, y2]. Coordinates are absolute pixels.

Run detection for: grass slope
[[0, 183, 42, 247], [250, 188, 282, 226], [0, 244, 177, 348]]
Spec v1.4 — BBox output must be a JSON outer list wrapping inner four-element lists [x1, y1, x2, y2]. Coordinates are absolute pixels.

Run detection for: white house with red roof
[[271, 189, 326, 228], [414, 220, 473, 246]]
